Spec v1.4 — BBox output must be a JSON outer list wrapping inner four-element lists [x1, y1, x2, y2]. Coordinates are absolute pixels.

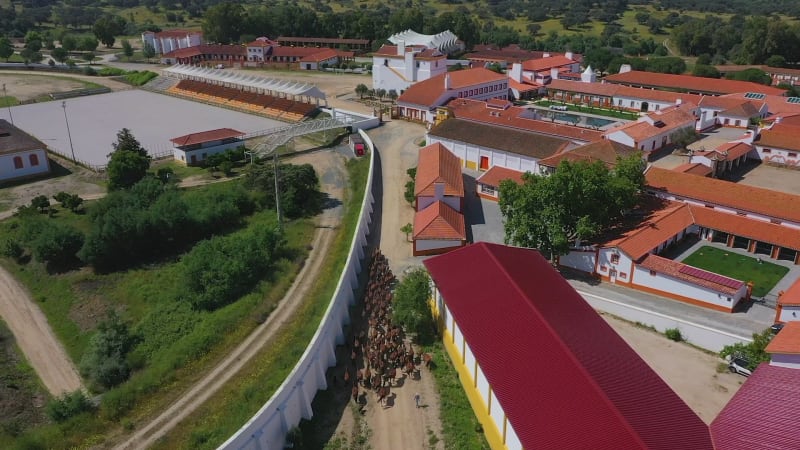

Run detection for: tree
[[51, 47, 69, 65], [79, 312, 137, 389], [19, 47, 42, 65], [404, 167, 416, 204], [202, 2, 244, 44], [400, 223, 413, 241], [376, 88, 386, 101], [82, 52, 95, 65], [765, 54, 786, 68], [31, 195, 50, 213], [726, 68, 773, 85], [54, 192, 84, 212], [107, 129, 151, 191], [499, 156, 644, 261], [692, 64, 721, 78], [720, 329, 772, 371], [93, 16, 120, 48], [0, 37, 13, 62], [112, 128, 148, 156], [46, 391, 95, 423], [243, 163, 323, 219], [671, 127, 699, 149], [387, 89, 398, 103], [121, 39, 133, 60], [142, 42, 155, 62], [61, 35, 77, 53], [355, 83, 368, 99], [78, 36, 99, 52], [393, 268, 435, 344], [30, 222, 84, 268]]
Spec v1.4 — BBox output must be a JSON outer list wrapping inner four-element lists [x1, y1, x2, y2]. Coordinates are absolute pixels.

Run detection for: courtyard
[[5, 90, 285, 167], [681, 245, 790, 298]]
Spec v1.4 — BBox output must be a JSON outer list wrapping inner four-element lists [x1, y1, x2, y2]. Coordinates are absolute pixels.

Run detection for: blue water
[[541, 110, 617, 128]]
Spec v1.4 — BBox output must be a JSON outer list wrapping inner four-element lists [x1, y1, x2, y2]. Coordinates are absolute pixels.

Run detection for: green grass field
[[681, 246, 789, 297]]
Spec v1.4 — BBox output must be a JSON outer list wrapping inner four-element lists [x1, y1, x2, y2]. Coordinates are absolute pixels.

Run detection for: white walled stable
[[0, 149, 50, 182], [219, 129, 376, 450], [631, 265, 747, 311]]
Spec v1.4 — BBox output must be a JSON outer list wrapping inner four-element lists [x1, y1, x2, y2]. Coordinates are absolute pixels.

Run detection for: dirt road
[[113, 150, 347, 449], [602, 313, 742, 424], [0, 266, 82, 396], [0, 71, 132, 102]]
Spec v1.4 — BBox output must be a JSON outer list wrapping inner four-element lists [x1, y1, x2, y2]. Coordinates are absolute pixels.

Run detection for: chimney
[[675, 98, 682, 106], [776, 116, 783, 124], [434, 182, 445, 201], [565, 51, 574, 61], [405, 50, 415, 81], [444, 73, 451, 90], [397, 40, 405, 56], [550, 67, 559, 82], [619, 64, 632, 74], [510, 63, 523, 83], [543, 52, 551, 58]]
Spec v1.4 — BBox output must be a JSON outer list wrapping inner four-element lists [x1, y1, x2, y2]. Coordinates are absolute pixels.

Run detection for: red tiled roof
[[711, 364, 800, 450], [605, 202, 696, 260], [170, 128, 244, 146], [475, 165, 525, 187], [538, 139, 639, 169], [615, 85, 704, 105], [605, 105, 696, 142], [672, 163, 712, 176], [522, 55, 576, 72], [508, 78, 540, 92], [778, 277, 800, 306], [398, 68, 506, 108], [163, 44, 245, 58], [765, 321, 800, 354], [152, 29, 201, 38], [720, 101, 762, 118], [276, 36, 369, 45], [723, 92, 800, 116], [414, 142, 465, 197], [756, 124, 800, 151], [638, 254, 744, 296], [548, 79, 620, 97], [698, 96, 755, 111], [604, 71, 786, 96], [299, 48, 338, 62], [423, 243, 714, 450], [688, 205, 800, 252], [710, 142, 754, 160], [645, 167, 800, 224], [445, 98, 603, 142], [271, 46, 322, 57], [412, 201, 465, 240], [246, 39, 273, 47]]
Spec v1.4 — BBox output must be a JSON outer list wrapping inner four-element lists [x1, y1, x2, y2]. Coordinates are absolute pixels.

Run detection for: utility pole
[[62, 101, 76, 162], [2, 83, 13, 126], [273, 147, 282, 230]]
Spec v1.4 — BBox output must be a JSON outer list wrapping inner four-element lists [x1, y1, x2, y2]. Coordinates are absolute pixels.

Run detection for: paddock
[[2, 90, 285, 167]]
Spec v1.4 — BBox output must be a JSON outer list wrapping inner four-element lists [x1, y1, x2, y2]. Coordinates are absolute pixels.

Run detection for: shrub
[[46, 391, 95, 422], [97, 67, 127, 76], [720, 329, 772, 370], [124, 70, 158, 86], [30, 222, 84, 268], [665, 328, 683, 342], [79, 313, 137, 389], [1, 239, 24, 261], [393, 268, 435, 344]]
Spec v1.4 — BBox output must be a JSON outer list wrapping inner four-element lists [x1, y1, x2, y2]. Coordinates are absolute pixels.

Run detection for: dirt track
[[0, 266, 82, 396], [113, 150, 347, 449]]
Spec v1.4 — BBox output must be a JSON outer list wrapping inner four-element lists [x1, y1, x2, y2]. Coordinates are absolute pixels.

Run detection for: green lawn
[[681, 246, 789, 297], [534, 100, 640, 120]]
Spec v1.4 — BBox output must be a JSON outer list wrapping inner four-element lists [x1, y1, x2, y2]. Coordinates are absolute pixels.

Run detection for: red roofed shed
[[170, 128, 245, 166]]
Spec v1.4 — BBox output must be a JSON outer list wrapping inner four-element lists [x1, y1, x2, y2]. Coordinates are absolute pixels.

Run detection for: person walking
[[414, 392, 421, 408]]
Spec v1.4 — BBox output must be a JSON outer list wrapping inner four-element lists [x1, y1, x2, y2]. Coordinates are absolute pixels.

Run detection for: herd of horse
[[338, 249, 432, 410]]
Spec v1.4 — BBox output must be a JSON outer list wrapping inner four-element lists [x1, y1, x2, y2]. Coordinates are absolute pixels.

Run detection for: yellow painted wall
[[465, 160, 477, 170]]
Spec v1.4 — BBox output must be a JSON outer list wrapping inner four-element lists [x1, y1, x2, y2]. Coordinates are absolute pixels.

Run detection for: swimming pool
[[539, 110, 618, 129]]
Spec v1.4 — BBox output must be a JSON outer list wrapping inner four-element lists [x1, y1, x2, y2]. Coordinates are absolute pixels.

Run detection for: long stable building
[[424, 243, 714, 450]]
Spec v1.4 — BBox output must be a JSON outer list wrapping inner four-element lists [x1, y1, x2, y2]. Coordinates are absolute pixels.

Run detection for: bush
[[79, 313, 137, 389], [243, 163, 323, 219], [124, 70, 158, 86], [1, 239, 24, 261], [97, 67, 127, 76], [665, 328, 683, 342], [46, 391, 95, 422], [404, 167, 416, 204], [393, 268, 435, 344], [720, 329, 772, 370], [30, 222, 84, 268]]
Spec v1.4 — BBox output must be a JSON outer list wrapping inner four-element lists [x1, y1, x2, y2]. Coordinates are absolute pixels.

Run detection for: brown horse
[[377, 386, 390, 406], [352, 386, 359, 403], [422, 353, 433, 369]]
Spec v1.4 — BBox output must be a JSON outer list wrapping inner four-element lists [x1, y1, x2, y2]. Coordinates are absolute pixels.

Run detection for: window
[[29, 154, 39, 166], [763, 148, 771, 154], [649, 270, 656, 276], [610, 254, 620, 264], [13, 156, 23, 169], [630, 101, 635, 107], [600, 265, 607, 272], [618, 99, 622, 106], [619, 272, 627, 279], [789, 152, 798, 158]]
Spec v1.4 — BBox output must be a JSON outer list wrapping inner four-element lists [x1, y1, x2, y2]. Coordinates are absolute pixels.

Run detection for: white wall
[[559, 249, 597, 273], [753, 145, 800, 169], [631, 265, 746, 311], [427, 135, 541, 173], [0, 149, 50, 182], [777, 305, 800, 322], [505, 420, 523, 450], [596, 248, 635, 283], [770, 353, 800, 369], [174, 141, 243, 165], [220, 128, 376, 450], [476, 363, 490, 409], [605, 130, 635, 147], [614, 95, 672, 112], [414, 239, 463, 252], [579, 290, 752, 352]]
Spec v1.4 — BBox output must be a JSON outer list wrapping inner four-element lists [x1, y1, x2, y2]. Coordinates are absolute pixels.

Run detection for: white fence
[[219, 128, 376, 450], [578, 290, 753, 352]]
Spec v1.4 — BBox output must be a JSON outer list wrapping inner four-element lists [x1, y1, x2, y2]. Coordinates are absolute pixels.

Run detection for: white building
[[142, 29, 202, 55], [696, 96, 767, 131], [766, 321, 800, 369], [753, 121, 800, 168], [603, 103, 697, 156], [0, 119, 51, 183], [170, 128, 244, 166], [372, 42, 447, 93], [775, 277, 800, 323]]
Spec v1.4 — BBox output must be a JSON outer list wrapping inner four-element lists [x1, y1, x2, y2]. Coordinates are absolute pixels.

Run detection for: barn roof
[[170, 128, 244, 147], [414, 142, 464, 197], [423, 243, 713, 450]]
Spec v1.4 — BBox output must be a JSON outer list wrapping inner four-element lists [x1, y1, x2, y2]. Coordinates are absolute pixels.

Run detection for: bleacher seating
[[167, 78, 319, 122]]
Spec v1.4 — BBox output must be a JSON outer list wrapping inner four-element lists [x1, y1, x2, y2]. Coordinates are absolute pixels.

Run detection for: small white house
[[603, 104, 697, 156], [766, 321, 800, 369], [170, 128, 245, 166], [0, 119, 51, 183], [753, 122, 800, 169]]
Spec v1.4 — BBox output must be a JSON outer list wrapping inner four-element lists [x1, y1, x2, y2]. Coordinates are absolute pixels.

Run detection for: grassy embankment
[[681, 246, 789, 298], [0, 179, 316, 449], [150, 154, 370, 449]]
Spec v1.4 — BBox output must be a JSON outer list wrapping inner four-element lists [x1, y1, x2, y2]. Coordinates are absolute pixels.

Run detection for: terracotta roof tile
[[169, 128, 244, 146], [414, 142, 465, 197], [276, 36, 369, 45], [424, 243, 714, 450], [397, 68, 506, 108], [299, 48, 338, 62], [475, 165, 525, 187], [720, 101, 761, 118], [672, 163, 713, 176], [756, 124, 800, 151], [615, 86, 704, 104], [445, 98, 603, 142], [539, 139, 639, 169], [604, 70, 786, 96], [163, 44, 245, 58], [605, 106, 696, 142], [688, 205, 800, 251], [723, 92, 800, 116], [638, 253, 744, 296], [711, 364, 800, 450], [413, 201, 465, 240], [778, 277, 800, 306], [429, 118, 572, 160], [548, 79, 620, 97], [522, 55, 576, 72], [645, 167, 800, 223], [711, 142, 754, 160], [765, 321, 800, 354], [271, 46, 321, 57], [604, 202, 696, 260], [508, 78, 541, 92]]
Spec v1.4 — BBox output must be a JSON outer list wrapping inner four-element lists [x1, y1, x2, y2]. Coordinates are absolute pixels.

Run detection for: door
[[609, 269, 617, 284], [190, 154, 197, 165], [479, 156, 489, 170]]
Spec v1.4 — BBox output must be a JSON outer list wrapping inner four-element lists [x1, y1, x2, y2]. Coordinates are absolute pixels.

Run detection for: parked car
[[728, 357, 753, 377], [770, 322, 785, 334]]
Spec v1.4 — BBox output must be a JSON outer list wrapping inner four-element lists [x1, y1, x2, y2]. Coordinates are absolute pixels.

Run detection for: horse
[[377, 386, 390, 407], [352, 385, 359, 404], [422, 353, 433, 369]]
